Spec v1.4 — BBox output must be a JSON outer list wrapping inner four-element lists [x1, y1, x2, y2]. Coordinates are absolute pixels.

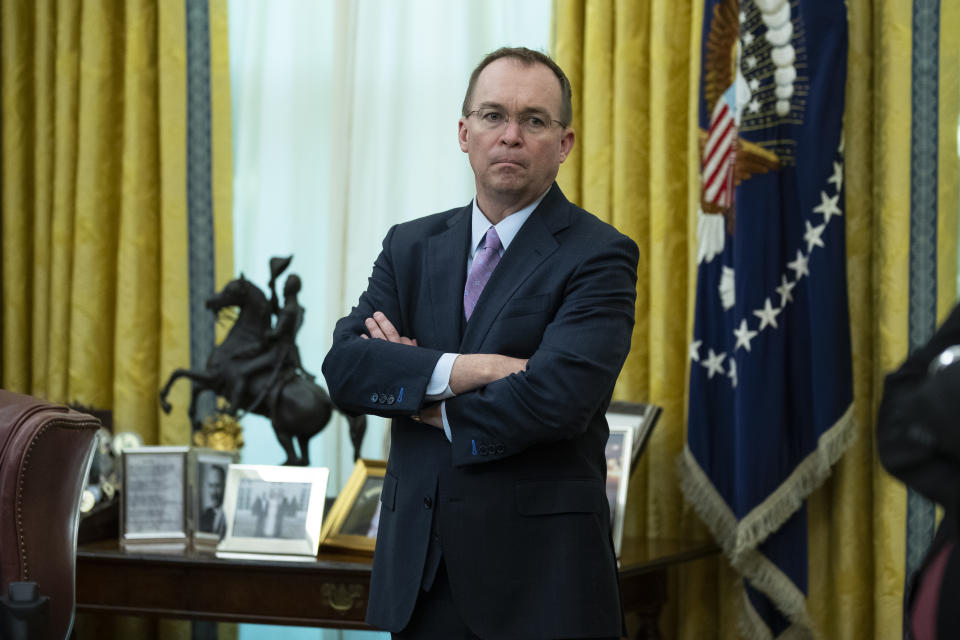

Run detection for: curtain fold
[[555, 0, 959, 637], [2, 1, 233, 638]]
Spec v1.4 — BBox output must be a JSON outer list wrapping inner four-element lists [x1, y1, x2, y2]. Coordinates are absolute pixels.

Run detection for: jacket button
[[387, 395, 395, 405], [378, 393, 387, 404], [370, 393, 379, 403], [496, 444, 505, 454], [424, 497, 433, 509]]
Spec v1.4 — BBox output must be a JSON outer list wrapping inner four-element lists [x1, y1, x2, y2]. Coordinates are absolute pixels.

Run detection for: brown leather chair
[[0, 389, 100, 639]]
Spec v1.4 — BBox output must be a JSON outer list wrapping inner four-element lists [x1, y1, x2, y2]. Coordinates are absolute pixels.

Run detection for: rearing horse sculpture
[[159, 275, 365, 465]]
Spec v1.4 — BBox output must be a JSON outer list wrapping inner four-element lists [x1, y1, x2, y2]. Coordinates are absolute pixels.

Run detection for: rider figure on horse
[[228, 259, 312, 415]]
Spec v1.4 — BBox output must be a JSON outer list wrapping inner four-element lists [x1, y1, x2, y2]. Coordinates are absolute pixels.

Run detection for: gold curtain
[[2, 0, 233, 638], [555, 0, 959, 638]]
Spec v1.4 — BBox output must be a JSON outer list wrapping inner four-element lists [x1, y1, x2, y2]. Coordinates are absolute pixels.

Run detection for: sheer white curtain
[[229, 2, 549, 637]]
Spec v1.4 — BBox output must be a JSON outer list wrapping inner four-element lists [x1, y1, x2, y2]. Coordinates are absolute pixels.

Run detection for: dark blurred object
[[159, 257, 366, 465], [0, 389, 99, 640], [0, 581, 49, 640], [878, 304, 960, 640]]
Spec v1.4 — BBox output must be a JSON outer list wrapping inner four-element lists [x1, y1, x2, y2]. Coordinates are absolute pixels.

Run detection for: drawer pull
[[322, 583, 363, 612]]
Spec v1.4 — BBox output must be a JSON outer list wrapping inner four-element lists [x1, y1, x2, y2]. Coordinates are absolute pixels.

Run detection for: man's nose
[[499, 120, 523, 144]]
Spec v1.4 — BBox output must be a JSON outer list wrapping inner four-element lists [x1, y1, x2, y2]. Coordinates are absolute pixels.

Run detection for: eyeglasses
[[466, 108, 567, 135]]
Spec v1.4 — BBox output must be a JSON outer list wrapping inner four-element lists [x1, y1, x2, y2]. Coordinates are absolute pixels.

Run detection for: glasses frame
[[466, 108, 567, 133]]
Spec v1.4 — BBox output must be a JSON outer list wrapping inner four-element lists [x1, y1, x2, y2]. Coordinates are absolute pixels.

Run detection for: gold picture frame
[[319, 459, 386, 554]]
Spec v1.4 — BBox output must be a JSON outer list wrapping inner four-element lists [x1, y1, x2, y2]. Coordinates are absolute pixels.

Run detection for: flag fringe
[[678, 403, 857, 638]]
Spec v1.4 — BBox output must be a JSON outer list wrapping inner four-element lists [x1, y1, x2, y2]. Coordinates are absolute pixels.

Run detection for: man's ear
[[559, 128, 575, 163], [458, 118, 469, 152]]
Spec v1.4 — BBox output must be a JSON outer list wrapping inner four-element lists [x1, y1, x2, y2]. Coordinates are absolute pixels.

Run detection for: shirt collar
[[469, 187, 550, 256]]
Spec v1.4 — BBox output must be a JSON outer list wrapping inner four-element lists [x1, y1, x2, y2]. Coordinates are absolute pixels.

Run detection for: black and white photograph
[[232, 478, 310, 539], [198, 462, 227, 536], [217, 464, 329, 558]]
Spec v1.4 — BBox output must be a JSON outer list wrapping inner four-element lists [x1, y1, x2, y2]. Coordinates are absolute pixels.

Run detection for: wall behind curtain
[[228, 1, 549, 638]]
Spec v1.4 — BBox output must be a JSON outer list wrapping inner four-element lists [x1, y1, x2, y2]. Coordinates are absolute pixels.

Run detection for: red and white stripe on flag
[[702, 98, 736, 208]]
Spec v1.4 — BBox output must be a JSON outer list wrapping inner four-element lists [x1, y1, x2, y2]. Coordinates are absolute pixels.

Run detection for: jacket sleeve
[[444, 232, 639, 466], [321, 225, 445, 417], [877, 303, 960, 513]]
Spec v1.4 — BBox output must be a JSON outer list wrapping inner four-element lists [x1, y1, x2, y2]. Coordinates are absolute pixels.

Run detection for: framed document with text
[[120, 446, 190, 549]]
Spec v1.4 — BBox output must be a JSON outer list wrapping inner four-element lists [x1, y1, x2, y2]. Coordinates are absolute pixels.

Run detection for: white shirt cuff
[[425, 353, 458, 400], [441, 401, 452, 442]]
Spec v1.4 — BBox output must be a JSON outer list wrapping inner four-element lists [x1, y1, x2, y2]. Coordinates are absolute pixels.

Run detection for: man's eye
[[482, 111, 504, 122], [526, 116, 547, 128]]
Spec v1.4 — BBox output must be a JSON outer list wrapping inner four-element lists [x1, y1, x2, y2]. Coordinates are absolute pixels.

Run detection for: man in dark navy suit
[[322, 47, 639, 639]]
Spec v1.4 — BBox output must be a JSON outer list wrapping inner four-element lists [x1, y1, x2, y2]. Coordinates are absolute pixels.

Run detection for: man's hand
[[418, 403, 444, 430], [361, 311, 417, 345], [450, 353, 528, 395]]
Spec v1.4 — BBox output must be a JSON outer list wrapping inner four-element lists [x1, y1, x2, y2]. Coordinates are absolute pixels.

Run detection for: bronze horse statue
[[159, 275, 365, 465]]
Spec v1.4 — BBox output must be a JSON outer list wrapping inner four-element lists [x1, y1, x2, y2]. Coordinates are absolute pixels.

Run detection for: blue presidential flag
[[682, 0, 854, 636]]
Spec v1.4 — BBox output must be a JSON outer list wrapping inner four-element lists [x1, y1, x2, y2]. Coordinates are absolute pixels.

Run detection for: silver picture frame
[[217, 464, 330, 559], [190, 448, 239, 549], [120, 446, 190, 549]]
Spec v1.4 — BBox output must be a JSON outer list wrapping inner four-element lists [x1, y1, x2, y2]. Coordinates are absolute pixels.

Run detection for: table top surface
[[78, 534, 718, 573]]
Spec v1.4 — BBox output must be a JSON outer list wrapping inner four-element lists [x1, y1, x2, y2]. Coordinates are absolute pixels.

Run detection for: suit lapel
[[460, 185, 572, 353], [426, 204, 471, 351]]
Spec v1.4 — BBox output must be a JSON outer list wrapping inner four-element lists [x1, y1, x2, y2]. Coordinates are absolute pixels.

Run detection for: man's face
[[458, 58, 574, 211], [206, 468, 225, 506]]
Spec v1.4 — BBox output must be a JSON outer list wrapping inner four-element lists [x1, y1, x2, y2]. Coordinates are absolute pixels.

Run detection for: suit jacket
[[878, 303, 960, 639], [322, 184, 639, 638]]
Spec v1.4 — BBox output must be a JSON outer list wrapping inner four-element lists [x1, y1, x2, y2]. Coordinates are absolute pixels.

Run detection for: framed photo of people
[[217, 464, 329, 559], [604, 402, 662, 557], [607, 401, 661, 476], [319, 459, 386, 554], [190, 448, 239, 548], [120, 446, 190, 549]]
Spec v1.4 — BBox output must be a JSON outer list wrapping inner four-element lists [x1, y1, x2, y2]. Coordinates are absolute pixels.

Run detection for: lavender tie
[[464, 226, 502, 321]]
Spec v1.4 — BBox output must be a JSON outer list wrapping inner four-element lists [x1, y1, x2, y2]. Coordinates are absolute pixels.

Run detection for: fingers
[[363, 312, 417, 345], [364, 317, 387, 340], [373, 311, 402, 342]]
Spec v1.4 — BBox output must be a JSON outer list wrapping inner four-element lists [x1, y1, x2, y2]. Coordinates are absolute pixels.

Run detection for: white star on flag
[[828, 161, 843, 191], [788, 250, 810, 280], [728, 358, 738, 388], [690, 340, 702, 362], [753, 297, 782, 330], [743, 32, 755, 46], [804, 220, 826, 252], [733, 319, 759, 352], [702, 349, 727, 379], [776, 274, 796, 306], [748, 98, 761, 113], [813, 190, 842, 224], [746, 56, 757, 69], [739, 10, 746, 22], [749, 78, 760, 92]]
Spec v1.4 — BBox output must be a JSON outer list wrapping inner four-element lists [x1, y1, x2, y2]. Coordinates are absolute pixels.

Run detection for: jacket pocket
[[515, 479, 605, 516], [380, 471, 398, 511], [501, 293, 551, 319]]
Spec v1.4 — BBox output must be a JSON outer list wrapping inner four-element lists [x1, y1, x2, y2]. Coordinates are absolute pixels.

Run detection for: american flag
[[684, 0, 853, 636], [702, 85, 737, 208]]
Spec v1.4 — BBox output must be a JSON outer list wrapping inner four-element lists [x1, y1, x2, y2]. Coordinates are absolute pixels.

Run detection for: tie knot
[[482, 226, 502, 253]]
